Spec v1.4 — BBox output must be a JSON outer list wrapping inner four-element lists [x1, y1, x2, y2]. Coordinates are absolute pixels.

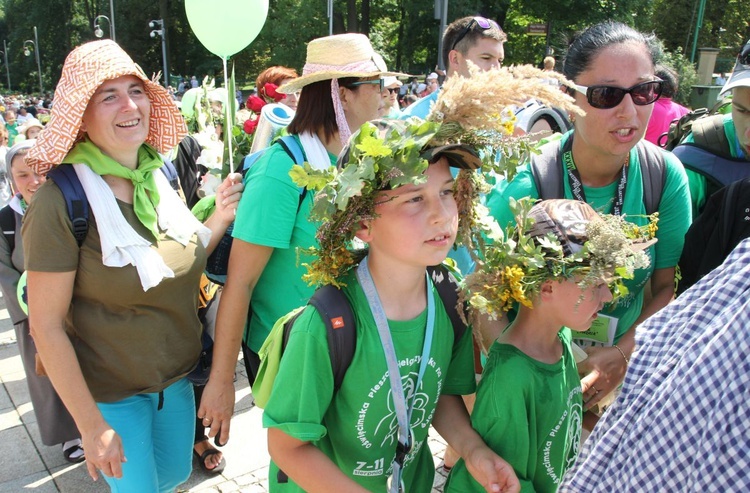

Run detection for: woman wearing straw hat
[[0, 139, 86, 464], [199, 32, 401, 446], [21, 40, 243, 492]]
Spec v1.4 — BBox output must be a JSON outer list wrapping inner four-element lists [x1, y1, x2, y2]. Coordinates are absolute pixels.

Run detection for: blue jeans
[[97, 378, 194, 492]]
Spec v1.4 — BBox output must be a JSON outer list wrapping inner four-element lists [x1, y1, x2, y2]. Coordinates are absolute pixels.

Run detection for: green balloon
[[17, 270, 28, 316], [185, 0, 269, 59]]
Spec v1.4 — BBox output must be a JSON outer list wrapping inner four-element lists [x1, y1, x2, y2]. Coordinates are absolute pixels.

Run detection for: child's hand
[[464, 445, 521, 493]]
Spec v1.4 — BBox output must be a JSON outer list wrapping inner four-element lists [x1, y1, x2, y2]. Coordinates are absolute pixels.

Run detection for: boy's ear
[[539, 279, 555, 301], [354, 219, 373, 243]]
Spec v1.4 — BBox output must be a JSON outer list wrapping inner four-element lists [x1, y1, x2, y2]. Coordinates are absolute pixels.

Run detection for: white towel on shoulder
[[298, 132, 332, 170], [72, 163, 211, 291]]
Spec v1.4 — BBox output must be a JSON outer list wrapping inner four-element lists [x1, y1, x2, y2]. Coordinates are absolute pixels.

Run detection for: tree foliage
[[0, 0, 745, 97]]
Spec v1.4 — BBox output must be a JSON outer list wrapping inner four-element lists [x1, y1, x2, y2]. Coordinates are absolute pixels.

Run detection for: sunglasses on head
[[450, 16, 501, 52], [347, 79, 385, 91], [573, 80, 663, 109], [737, 43, 750, 67]]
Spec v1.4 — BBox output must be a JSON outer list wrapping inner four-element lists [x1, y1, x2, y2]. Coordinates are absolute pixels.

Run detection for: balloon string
[[223, 56, 234, 174]]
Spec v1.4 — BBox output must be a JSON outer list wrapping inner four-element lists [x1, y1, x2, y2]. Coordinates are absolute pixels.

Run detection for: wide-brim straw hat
[[25, 40, 186, 175], [278, 33, 406, 94]]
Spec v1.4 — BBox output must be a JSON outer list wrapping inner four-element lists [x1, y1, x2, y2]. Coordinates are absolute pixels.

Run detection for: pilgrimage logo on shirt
[[351, 356, 443, 477], [542, 385, 582, 484]]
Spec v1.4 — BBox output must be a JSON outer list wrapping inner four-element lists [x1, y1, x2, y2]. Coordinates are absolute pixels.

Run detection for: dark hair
[[655, 64, 679, 98], [442, 16, 507, 69], [563, 21, 661, 82], [287, 77, 358, 142]]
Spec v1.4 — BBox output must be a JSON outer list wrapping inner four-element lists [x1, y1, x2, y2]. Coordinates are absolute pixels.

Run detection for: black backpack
[[282, 263, 468, 392], [677, 177, 750, 295], [0, 205, 17, 252], [530, 138, 667, 215]]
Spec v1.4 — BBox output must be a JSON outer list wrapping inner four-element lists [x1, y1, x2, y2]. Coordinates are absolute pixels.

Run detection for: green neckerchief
[[63, 139, 163, 240]]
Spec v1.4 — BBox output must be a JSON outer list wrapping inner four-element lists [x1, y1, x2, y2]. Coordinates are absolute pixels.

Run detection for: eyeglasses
[[573, 80, 663, 109], [347, 79, 385, 92], [450, 16, 502, 52], [387, 87, 399, 94]]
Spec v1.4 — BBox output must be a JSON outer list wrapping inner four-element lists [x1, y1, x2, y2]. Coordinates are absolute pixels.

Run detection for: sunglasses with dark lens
[[450, 16, 502, 52], [347, 79, 385, 91], [574, 80, 663, 109], [738, 43, 750, 67], [387, 87, 399, 94]]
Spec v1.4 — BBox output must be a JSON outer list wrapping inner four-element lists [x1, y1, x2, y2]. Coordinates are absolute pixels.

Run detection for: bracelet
[[613, 344, 630, 365]]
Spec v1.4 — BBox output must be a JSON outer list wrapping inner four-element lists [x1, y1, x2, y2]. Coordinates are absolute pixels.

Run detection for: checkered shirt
[[559, 238, 750, 492]]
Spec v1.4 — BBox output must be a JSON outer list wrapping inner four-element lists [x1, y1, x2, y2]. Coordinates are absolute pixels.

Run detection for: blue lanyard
[[356, 257, 435, 493]]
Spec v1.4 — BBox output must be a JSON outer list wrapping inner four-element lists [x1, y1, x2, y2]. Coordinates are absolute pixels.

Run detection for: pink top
[[645, 98, 690, 146]]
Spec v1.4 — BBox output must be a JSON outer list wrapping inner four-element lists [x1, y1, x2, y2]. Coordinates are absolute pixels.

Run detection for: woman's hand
[[213, 172, 244, 225], [83, 421, 126, 481], [578, 345, 628, 409], [197, 378, 236, 447]]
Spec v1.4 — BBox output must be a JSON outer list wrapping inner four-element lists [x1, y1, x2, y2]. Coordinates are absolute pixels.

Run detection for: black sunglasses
[[346, 79, 385, 92], [450, 16, 501, 52], [573, 80, 663, 109], [738, 43, 750, 67], [387, 87, 399, 94]]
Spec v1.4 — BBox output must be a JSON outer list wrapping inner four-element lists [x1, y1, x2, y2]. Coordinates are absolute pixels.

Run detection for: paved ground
[[0, 294, 451, 492]]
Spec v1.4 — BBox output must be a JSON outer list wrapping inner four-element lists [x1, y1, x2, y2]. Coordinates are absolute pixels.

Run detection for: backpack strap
[[635, 141, 667, 215], [529, 139, 565, 200], [277, 136, 309, 211], [306, 284, 357, 392], [692, 114, 732, 159], [427, 264, 468, 343], [46, 165, 90, 247], [159, 156, 181, 191], [0, 205, 17, 253], [242, 136, 309, 210]]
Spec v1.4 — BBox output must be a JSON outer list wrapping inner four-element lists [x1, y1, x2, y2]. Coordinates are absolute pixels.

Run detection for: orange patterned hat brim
[[25, 40, 186, 175]]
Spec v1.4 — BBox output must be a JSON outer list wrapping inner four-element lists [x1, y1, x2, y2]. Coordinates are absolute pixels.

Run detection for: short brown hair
[[442, 16, 506, 68], [256, 66, 299, 89], [287, 77, 358, 142]]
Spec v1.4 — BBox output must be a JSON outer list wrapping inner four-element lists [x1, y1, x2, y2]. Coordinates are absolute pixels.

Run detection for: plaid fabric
[[559, 238, 750, 492]]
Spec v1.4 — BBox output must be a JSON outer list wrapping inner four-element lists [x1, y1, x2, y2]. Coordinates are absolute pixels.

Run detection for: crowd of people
[[0, 12, 748, 493]]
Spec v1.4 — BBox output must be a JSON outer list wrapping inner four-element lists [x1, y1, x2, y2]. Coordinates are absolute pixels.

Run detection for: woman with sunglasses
[[487, 21, 691, 426]]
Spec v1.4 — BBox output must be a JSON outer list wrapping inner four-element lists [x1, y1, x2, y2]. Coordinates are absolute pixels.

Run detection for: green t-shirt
[[445, 329, 582, 493], [682, 113, 743, 217], [486, 134, 692, 341], [262, 269, 477, 492], [232, 136, 336, 352]]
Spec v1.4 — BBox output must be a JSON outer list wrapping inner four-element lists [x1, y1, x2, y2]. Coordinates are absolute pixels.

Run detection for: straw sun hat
[[278, 33, 405, 94], [25, 40, 186, 175]]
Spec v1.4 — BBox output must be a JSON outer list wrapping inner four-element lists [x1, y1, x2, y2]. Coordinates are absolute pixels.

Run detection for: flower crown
[[463, 198, 659, 318], [291, 65, 583, 287]]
